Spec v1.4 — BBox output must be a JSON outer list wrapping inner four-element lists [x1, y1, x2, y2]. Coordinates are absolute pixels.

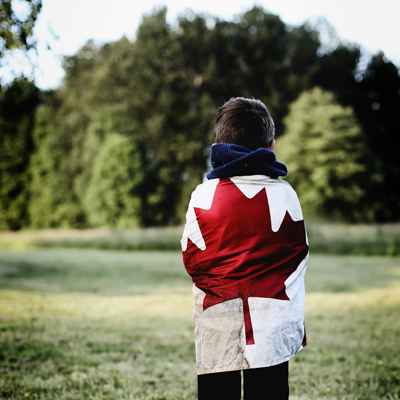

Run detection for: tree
[[23, 6, 400, 229], [129, 8, 215, 224], [355, 54, 400, 221], [84, 134, 145, 227], [29, 90, 87, 228], [0, 0, 42, 58], [29, 14, 214, 228], [277, 87, 379, 222], [0, 1, 43, 230], [0, 78, 38, 230], [29, 39, 118, 228], [203, 7, 321, 136], [311, 43, 400, 221]]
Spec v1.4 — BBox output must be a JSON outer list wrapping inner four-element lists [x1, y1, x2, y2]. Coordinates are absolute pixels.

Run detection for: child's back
[[181, 98, 309, 400]]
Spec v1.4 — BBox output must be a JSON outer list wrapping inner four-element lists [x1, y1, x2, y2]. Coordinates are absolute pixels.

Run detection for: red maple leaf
[[183, 179, 308, 345]]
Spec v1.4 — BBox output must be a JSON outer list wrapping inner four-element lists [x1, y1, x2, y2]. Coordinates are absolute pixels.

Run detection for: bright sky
[[2, 0, 400, 89]]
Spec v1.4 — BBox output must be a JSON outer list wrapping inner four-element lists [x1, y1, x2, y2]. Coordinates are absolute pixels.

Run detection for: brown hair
[[214, 97, 275, 150]]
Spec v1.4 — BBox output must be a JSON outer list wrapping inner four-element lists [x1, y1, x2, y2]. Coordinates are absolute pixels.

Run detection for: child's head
[[214, 97, 275, 150]]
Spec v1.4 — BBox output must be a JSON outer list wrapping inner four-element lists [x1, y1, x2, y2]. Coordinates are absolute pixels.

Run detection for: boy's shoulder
[[195, 174, 302, 220], [192, 175, 297, 198], [183, 175, 305, 252]]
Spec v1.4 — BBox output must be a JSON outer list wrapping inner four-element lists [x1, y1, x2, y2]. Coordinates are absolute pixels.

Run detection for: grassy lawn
[[0, 249, 399, 399], [1, 223, 399, 255]]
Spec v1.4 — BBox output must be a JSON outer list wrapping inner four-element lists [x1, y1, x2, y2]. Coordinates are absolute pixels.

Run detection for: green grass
[[0, 228, 183, 252], [0, 249, 399, 399], [1, 222, 400, 255], [306, 223, 400, 256]]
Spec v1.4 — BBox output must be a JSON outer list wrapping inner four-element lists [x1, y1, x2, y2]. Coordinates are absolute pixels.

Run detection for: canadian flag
[[182, 175, 309, 375]]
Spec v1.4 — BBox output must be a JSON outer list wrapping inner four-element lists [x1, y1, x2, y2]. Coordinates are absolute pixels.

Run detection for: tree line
[[1, 6, 399, 230]]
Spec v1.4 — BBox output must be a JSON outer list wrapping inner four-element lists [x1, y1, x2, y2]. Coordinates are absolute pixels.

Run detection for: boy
[[181, 97, 309, 400]]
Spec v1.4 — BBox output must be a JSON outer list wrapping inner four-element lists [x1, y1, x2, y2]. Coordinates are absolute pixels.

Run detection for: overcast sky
[[2, 0, 400, 89]]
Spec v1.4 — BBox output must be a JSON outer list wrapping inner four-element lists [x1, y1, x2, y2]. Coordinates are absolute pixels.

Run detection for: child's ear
[[269, 140, 276, 151]]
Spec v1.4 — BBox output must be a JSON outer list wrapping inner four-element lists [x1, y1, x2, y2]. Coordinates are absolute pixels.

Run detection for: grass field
[[1, 222, 400, 255], [0, 249, 399, 399]]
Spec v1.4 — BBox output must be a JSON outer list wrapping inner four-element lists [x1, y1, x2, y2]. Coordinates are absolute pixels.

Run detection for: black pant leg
[[243, 361, 289, 400], [198, 370, 241, 400]]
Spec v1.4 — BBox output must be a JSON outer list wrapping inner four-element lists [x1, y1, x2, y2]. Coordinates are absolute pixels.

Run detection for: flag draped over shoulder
[[181, 145, 309, 375]]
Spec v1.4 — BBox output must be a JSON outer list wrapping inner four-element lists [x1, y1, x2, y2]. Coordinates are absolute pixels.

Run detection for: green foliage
[[199, 7, 321, 135], [29, 9, 215, 228], [357, 54, 400, 220], [0, 0, 42, 58], [278, 87, 378, 221], [84, 134, 145, 227], [122, 8, 214, 225], [0, 78, 38, 230], [313, 49, 400, 221], [1, 6, 399, 229], [29, 90, 87, 228], [26, 7, 327, 229]]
